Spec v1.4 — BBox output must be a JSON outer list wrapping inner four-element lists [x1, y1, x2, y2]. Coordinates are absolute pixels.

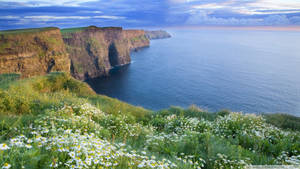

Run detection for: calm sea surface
[[87, 29, 300, 116]]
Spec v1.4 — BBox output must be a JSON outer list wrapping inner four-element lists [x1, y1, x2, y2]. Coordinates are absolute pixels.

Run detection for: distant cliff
[[0, 26, 150, 80], [0, 27, 70, 78], [145, 30, 171, 39], [62, 26, 150, 80]]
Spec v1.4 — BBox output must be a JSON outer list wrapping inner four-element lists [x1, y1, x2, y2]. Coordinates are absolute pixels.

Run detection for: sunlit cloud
[[248, 0, 300, 11], [191, 0, 300, 15]]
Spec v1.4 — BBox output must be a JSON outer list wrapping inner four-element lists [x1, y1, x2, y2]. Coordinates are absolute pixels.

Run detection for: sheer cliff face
[[62, 27, 150, 80], [0, 28, 70, 78], [0, 26, 150, 80]]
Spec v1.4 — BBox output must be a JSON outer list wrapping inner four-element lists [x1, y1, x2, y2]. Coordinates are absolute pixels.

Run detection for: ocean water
[[87, 29, 300, 116]]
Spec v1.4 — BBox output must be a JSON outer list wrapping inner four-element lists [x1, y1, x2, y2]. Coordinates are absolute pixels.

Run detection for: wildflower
[[2, 163, 11, 169], [25, 144, 32, 149], [49, 162, 58, 168], [138, 163, 145, 168], [0, 144, 10, 150], [68, 152, 76, 158], [37, 142, 42, 147]]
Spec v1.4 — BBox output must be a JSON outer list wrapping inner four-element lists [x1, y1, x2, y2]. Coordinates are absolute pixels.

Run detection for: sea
[[87, 28, 300, 116]]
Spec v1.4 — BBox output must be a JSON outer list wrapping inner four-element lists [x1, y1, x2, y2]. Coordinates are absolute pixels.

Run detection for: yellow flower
[[2, 163, 11, 169], [0, 144, 10, 150]]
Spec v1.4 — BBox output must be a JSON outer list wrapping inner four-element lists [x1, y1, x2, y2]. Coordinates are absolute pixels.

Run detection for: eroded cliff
[[62, 26, 150, 80], [0, 27, 70, 78], [0, 26, 150, 80]]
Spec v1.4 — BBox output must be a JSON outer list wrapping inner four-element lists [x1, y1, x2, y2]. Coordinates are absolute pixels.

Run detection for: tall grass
[[0, 72, 150, 118]]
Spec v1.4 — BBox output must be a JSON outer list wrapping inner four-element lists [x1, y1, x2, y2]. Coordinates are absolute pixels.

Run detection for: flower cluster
[[276, 151, 300, 165], [213, 153, 250, 169], [0, 103, 177, 169], [1, 102, 299, 169]]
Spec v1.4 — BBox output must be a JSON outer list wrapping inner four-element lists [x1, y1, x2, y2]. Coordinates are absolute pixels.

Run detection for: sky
[[1, 0, 300, 30]]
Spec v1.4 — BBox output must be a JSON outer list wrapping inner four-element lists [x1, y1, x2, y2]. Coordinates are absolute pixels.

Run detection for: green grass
[[60, 27, 87, 34], [0, 72, 150, 118], [263, 113, 300, 131], [0, 74, 20, 90], [61, 26, 123, 34], [0, 73, 299, 169]]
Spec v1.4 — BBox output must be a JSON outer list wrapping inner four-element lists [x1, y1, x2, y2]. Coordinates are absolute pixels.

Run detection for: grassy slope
[[0, 73, 299, 169], [60, 27, 87, 34], [0, 72, 149, 118]]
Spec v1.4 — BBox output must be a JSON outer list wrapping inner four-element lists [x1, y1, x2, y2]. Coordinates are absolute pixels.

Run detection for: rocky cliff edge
[[0, 27, 70, 78], [0, 26, 150, 80]]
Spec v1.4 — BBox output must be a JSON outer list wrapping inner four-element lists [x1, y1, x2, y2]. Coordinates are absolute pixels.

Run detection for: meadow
[[0, 72, 299, 169]]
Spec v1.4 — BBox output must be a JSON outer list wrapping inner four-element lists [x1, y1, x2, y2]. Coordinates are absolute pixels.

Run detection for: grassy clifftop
[[0, 73, 299, 169]]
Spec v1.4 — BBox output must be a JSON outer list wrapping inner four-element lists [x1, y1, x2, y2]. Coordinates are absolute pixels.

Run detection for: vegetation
[[61, 27, 87, 34], [263, 113, 300, 131], [130, 35, 148, 42], [0, 72, 299, 169]]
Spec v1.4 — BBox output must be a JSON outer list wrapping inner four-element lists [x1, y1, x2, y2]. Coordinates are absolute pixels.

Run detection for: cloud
[[79, 10, 103, 14], [263, 15, 290, 25], [168, 0, 196, 3], [290, 16, 300, 24], [22, 15, 125, 22], [185, 10, 298, 26], [94, 15, 125, 19], [1, 0, 300, 29], [0, 0, 98, 7], [189, 0, 300, 15], [0, 16, 20, 19], [186, 10, 262, 25], [24, 16, 91, 21]]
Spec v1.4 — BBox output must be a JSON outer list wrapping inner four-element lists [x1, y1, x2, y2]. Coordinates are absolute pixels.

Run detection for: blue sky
[[1, 0, 300, 30]]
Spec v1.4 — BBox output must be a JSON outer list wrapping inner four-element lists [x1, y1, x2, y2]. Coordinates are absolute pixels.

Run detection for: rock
[[145, 30, 171, 40], [61, 26, 149, 80], [0, 26, 150, 81], [0, 27, 70, 78]]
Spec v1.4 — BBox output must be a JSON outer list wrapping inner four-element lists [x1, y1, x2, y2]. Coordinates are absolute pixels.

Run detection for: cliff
[[62, 26, 150, 80], [145, 30, 171, 39], [0, 26, 150, 80], [0, 27, 70, 78]]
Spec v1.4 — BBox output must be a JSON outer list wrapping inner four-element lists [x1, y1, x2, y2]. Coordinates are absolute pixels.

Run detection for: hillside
[[0, 73, 299, 169]]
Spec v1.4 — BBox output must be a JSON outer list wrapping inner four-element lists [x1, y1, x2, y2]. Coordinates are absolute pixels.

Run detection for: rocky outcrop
[[62, 26, 150, 80], [0, 27, 70, 78], [145, 30, 171, 40], [0, 26, 150, 80]]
